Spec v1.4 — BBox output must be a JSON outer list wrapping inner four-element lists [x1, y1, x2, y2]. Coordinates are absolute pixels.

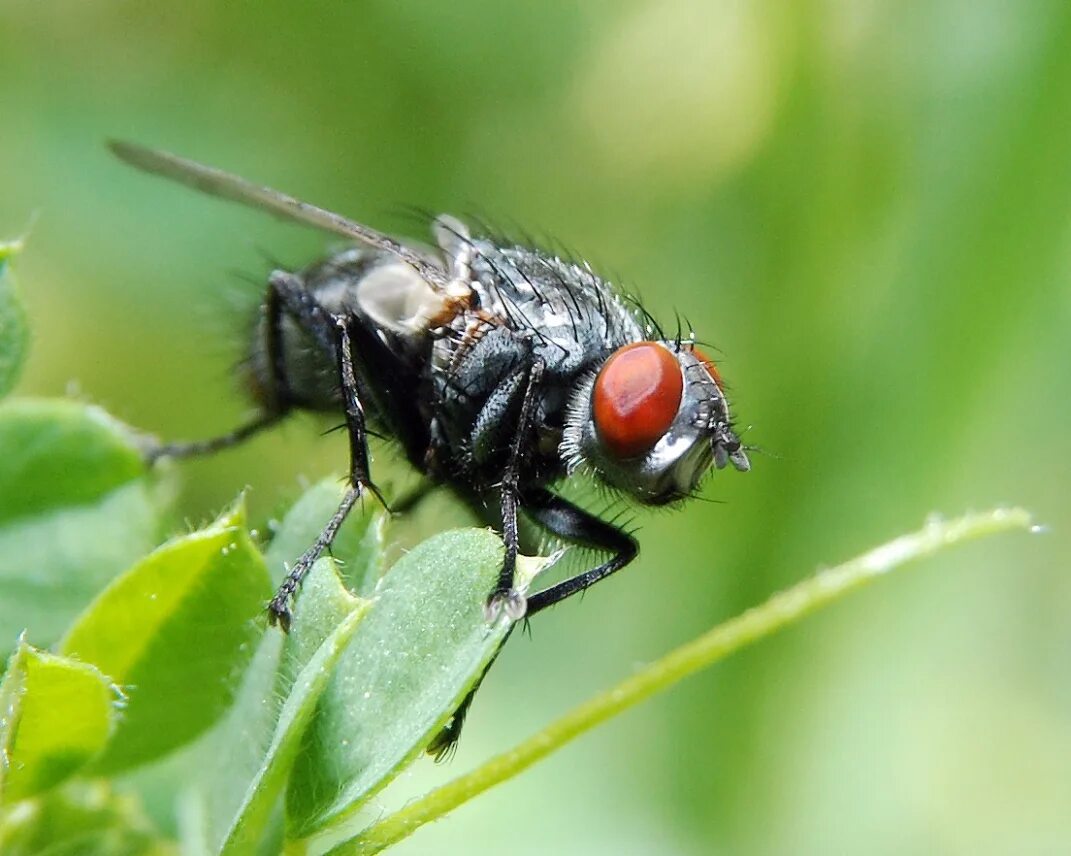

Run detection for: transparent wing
[[109, 140, 444, 286]]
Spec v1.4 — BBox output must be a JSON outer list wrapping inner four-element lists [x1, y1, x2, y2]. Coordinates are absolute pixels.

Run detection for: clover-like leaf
[[209, 560, 368, 856], [0, 399, 166, 651], [177, 482, 381, 856], [0, 642, 118, 803], [60, 500, 270, 774], [285, 528, 515, 839]]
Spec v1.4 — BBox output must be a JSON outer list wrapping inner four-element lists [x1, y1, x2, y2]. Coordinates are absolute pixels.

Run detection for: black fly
[[110, 141, 750, 754]]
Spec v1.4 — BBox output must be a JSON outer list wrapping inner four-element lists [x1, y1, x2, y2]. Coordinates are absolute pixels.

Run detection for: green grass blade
[[334, 508, 1034, 855]]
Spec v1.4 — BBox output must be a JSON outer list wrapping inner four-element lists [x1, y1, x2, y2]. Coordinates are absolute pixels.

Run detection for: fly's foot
[[484, 588, 527, 623], [141, 440, 175, 467], [266, 595, 293, 634]]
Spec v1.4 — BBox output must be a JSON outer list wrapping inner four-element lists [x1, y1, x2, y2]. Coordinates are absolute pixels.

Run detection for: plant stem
[[331, 507, 1034, 855]]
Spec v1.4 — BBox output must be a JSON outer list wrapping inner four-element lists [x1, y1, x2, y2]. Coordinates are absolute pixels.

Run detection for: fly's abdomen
[[244, 248, 438, 411]]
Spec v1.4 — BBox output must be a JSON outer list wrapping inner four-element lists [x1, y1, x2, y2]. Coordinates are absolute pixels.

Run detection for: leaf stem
[[333, 507, 1034, 855]]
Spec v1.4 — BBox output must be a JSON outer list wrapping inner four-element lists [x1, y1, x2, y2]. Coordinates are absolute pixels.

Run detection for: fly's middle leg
[[485, 356, 545, 622], [267, 312, 388, 630]]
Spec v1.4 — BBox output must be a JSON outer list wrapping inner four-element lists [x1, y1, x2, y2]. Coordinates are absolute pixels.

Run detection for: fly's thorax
[[436, 219, 644, 364], [561, 341, 749, 504]]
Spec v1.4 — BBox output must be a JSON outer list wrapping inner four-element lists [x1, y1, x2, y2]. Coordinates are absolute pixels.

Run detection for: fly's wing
[[108, 140, 446, 288]]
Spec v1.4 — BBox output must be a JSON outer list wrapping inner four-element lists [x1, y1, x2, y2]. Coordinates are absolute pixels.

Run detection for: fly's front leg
[[486, 356, 545, 622], [267, 313, 387, 631], [523, 487, 638, 615], [429, 487, 637, 758]]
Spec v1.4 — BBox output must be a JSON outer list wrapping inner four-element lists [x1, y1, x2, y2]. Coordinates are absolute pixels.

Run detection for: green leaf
[[0, 642, 117, 803], [0, 239, 29, 399], [0, 399, 166, 650], [211, 560, 368, 856], [277, 559, 367, 688], [265, 477, 386, 596], [285, 528, 513, 839], [0, 398, 145, 524], [189, 477, 381, 855], [60, 500, 271, 774], [0, 781, 174, 856], [178, 635, 283, 856]]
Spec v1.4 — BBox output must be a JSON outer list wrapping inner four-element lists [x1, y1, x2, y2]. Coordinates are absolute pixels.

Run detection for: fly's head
[[562, 341, 749, 505]]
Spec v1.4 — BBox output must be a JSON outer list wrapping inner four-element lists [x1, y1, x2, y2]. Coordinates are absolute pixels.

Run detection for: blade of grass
[[332, 507, 1034, 855]]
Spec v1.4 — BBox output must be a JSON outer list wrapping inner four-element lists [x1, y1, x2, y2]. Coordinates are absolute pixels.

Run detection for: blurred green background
[[3, 1, 1069, 853]]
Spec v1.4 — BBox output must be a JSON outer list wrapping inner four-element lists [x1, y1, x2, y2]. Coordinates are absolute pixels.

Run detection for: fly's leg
[[485, 356, 545, 622], [145, 412, 284, 463], [141, 266, 384, 631], [267, 312, 387, 631], [523, 487, 639, 616], [425, 624, 515, 761], [333, 314, 389, 511], [430, 488, 637, 757], [267, 484, 362, 633], [144, 273, 298, 464]]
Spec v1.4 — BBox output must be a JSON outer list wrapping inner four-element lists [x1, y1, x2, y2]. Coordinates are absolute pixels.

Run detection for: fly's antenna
[[734, 425, 777, 461]]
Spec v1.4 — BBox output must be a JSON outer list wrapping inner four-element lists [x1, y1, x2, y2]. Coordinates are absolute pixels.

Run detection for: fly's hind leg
[[144, 271, 299, 464], [144, 411, 284, 463], [267, 311, 388, 631], [426, 623, 514, 761]]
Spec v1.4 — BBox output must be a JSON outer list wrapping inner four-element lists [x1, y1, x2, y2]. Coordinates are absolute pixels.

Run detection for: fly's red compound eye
[[692, 346, 723, 386], [593, 342, 683, 458]]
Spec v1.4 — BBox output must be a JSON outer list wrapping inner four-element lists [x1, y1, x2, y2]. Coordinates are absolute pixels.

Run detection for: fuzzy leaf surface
[[0, 399, 164, 650], [286, 528, 511, 838], [211, 559, 367, 856], [0, 643, 117, 803], [60, 501, 270, 773]]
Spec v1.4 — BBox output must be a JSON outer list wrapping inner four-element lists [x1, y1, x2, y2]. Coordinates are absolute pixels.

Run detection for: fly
[[109, 140, 751, 754]]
